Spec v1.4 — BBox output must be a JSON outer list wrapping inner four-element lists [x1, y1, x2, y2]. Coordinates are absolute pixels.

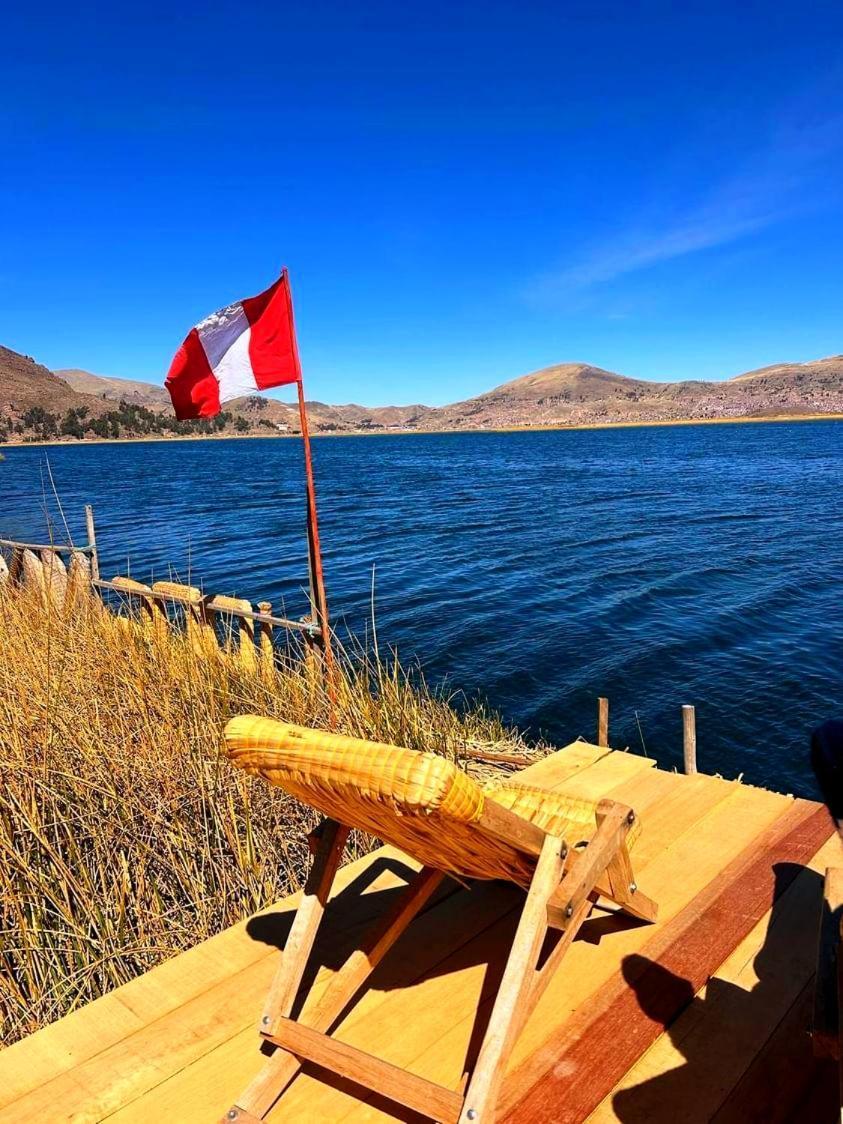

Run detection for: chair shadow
[[246, 853, 419, 954], [244, 855, 655, 1102], [611, 862, 839, 1123]]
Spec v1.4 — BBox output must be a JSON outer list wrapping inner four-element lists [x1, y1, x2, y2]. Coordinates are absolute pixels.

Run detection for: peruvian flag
[[165, 270, 301, 419]]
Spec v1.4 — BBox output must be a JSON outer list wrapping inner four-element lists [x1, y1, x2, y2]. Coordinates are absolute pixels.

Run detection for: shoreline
[[2, 410, 842, 449]]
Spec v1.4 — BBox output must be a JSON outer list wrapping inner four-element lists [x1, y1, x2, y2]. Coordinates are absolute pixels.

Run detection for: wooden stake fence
[[595, 696, 700, 774], [0, 506, 322, 672]]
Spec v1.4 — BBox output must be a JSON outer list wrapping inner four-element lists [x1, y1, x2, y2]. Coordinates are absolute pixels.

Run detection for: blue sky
[[2, 1, 842, 407]]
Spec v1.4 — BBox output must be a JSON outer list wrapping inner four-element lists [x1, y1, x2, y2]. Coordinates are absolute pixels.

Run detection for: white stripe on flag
[[214, 325, 258, 402], [196, 301, 249, 367], [195, 301, 259, 402]]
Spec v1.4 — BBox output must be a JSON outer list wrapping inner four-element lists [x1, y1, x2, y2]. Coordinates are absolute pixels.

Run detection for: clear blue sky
[[2, 1, 842, 406]]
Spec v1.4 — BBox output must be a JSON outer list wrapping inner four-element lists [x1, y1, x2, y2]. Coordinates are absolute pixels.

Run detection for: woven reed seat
[[221, 716, 658, 1124], [227, 717, 640, 885], [483, 778, 643, 849]]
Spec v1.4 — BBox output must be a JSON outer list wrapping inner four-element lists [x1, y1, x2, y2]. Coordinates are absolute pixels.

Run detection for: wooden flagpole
[[284, 270, 334, 673], [296, 377, 333, 670]]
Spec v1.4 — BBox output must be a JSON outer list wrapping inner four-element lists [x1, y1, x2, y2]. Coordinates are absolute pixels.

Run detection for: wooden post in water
[[257, 600, 275, 682], [682, 704, 697, 774], [84, 504, 100, 582], [597, 697, 609, 748]]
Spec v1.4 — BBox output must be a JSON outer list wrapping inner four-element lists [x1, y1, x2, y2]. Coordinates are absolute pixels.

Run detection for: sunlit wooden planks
[[503, 796, 832, 1123], [586, 831, 843, 1124], [262, 773, 767, 1121], [323, 778, 773, 1123], [260, 773, 745, 1121]]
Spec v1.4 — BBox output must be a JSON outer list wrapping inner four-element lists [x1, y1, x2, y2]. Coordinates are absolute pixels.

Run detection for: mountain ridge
[[1, 346, 842, 441]]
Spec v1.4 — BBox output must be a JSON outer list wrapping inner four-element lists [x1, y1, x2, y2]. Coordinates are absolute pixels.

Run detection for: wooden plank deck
[[0, 741, 838, 1124]]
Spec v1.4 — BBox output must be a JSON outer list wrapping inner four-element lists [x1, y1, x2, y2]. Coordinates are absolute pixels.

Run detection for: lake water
[[2, 421, 841, 797]]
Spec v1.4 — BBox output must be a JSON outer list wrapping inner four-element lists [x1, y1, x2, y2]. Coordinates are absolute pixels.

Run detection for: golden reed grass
[[0, 580, 533, 1044]]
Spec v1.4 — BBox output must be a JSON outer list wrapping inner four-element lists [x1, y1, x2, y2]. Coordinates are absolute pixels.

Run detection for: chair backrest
[[224, 716, 540, 884]]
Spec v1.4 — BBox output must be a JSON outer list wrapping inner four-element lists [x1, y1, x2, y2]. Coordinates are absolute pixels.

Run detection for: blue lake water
[[2, 421, 841, 798]]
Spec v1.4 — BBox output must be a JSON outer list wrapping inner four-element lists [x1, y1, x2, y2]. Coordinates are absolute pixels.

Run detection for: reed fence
[[0, 521, 320, 680]]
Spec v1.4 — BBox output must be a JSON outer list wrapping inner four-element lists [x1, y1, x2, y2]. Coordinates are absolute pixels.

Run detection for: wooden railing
[[0, 534, 320, 671]]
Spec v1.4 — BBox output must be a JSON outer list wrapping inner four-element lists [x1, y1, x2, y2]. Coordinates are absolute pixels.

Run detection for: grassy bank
[[0, 581, 533, 1045], [3, 409, 842, 448]]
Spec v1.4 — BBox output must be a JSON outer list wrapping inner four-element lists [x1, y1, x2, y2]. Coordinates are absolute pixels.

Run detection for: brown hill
[[227, 394, 298, 430], [0, 348, 109, 420], [0, 350, 285, 440], [50, 368, 435, 434], [303, 401, 435, 431], [434, 356, 843, 429], [57, 368, 172, 410]]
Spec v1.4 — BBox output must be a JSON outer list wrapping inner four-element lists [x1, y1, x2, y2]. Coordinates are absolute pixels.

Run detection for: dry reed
[[0, 579, 535, 1044]]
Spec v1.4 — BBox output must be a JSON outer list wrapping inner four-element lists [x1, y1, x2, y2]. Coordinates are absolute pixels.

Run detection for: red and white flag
[[165, 271, 301, 419]]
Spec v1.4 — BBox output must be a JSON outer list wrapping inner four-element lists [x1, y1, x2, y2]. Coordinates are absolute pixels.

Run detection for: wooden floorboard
[[589, 831, 843, 1122], [502, 798, 832, 1123], [513, 740, 612, 786], [0, 743, 833, 1124]]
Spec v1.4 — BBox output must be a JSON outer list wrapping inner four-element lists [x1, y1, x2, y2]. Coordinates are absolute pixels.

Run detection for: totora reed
[[0, 578, 538, 1045]]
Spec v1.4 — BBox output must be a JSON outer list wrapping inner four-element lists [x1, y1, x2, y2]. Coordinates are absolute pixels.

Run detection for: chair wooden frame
[[222, 796, 657, 1124]]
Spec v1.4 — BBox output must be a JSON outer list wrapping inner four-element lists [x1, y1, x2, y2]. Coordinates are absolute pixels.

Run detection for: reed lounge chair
[[221, 717, 658, 1124]]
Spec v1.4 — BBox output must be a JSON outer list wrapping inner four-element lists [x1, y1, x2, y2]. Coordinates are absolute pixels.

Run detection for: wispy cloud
[[528, 94, 843, 303]]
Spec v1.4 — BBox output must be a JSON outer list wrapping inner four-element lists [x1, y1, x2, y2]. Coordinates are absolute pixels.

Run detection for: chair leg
[[547, 801, 658, 930], [602, 839, 658, 922], [531, 892, 596, 1007], [595, 802, 658, 924], [260, 818, 349, 1036], [224, 864, 445, 1122], [459, 834, 567, 1124]]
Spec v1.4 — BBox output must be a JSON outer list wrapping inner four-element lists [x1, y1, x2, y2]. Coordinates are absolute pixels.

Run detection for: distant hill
[[2, 347, 842, 442], [52, 367, 436, 434], [434, 356, 843, 429], [0, 350, 282, 440], [0, 348, 108, 418], [730, 355, 843, 382], [57, 368, 172, 410]]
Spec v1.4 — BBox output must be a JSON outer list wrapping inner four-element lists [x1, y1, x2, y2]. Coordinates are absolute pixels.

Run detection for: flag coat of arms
[[165, 271, 301, 419]]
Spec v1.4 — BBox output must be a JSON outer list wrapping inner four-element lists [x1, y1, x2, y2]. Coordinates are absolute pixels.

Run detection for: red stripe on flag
[[242, 273, 301, 391], [165, 328, 221, 419]]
